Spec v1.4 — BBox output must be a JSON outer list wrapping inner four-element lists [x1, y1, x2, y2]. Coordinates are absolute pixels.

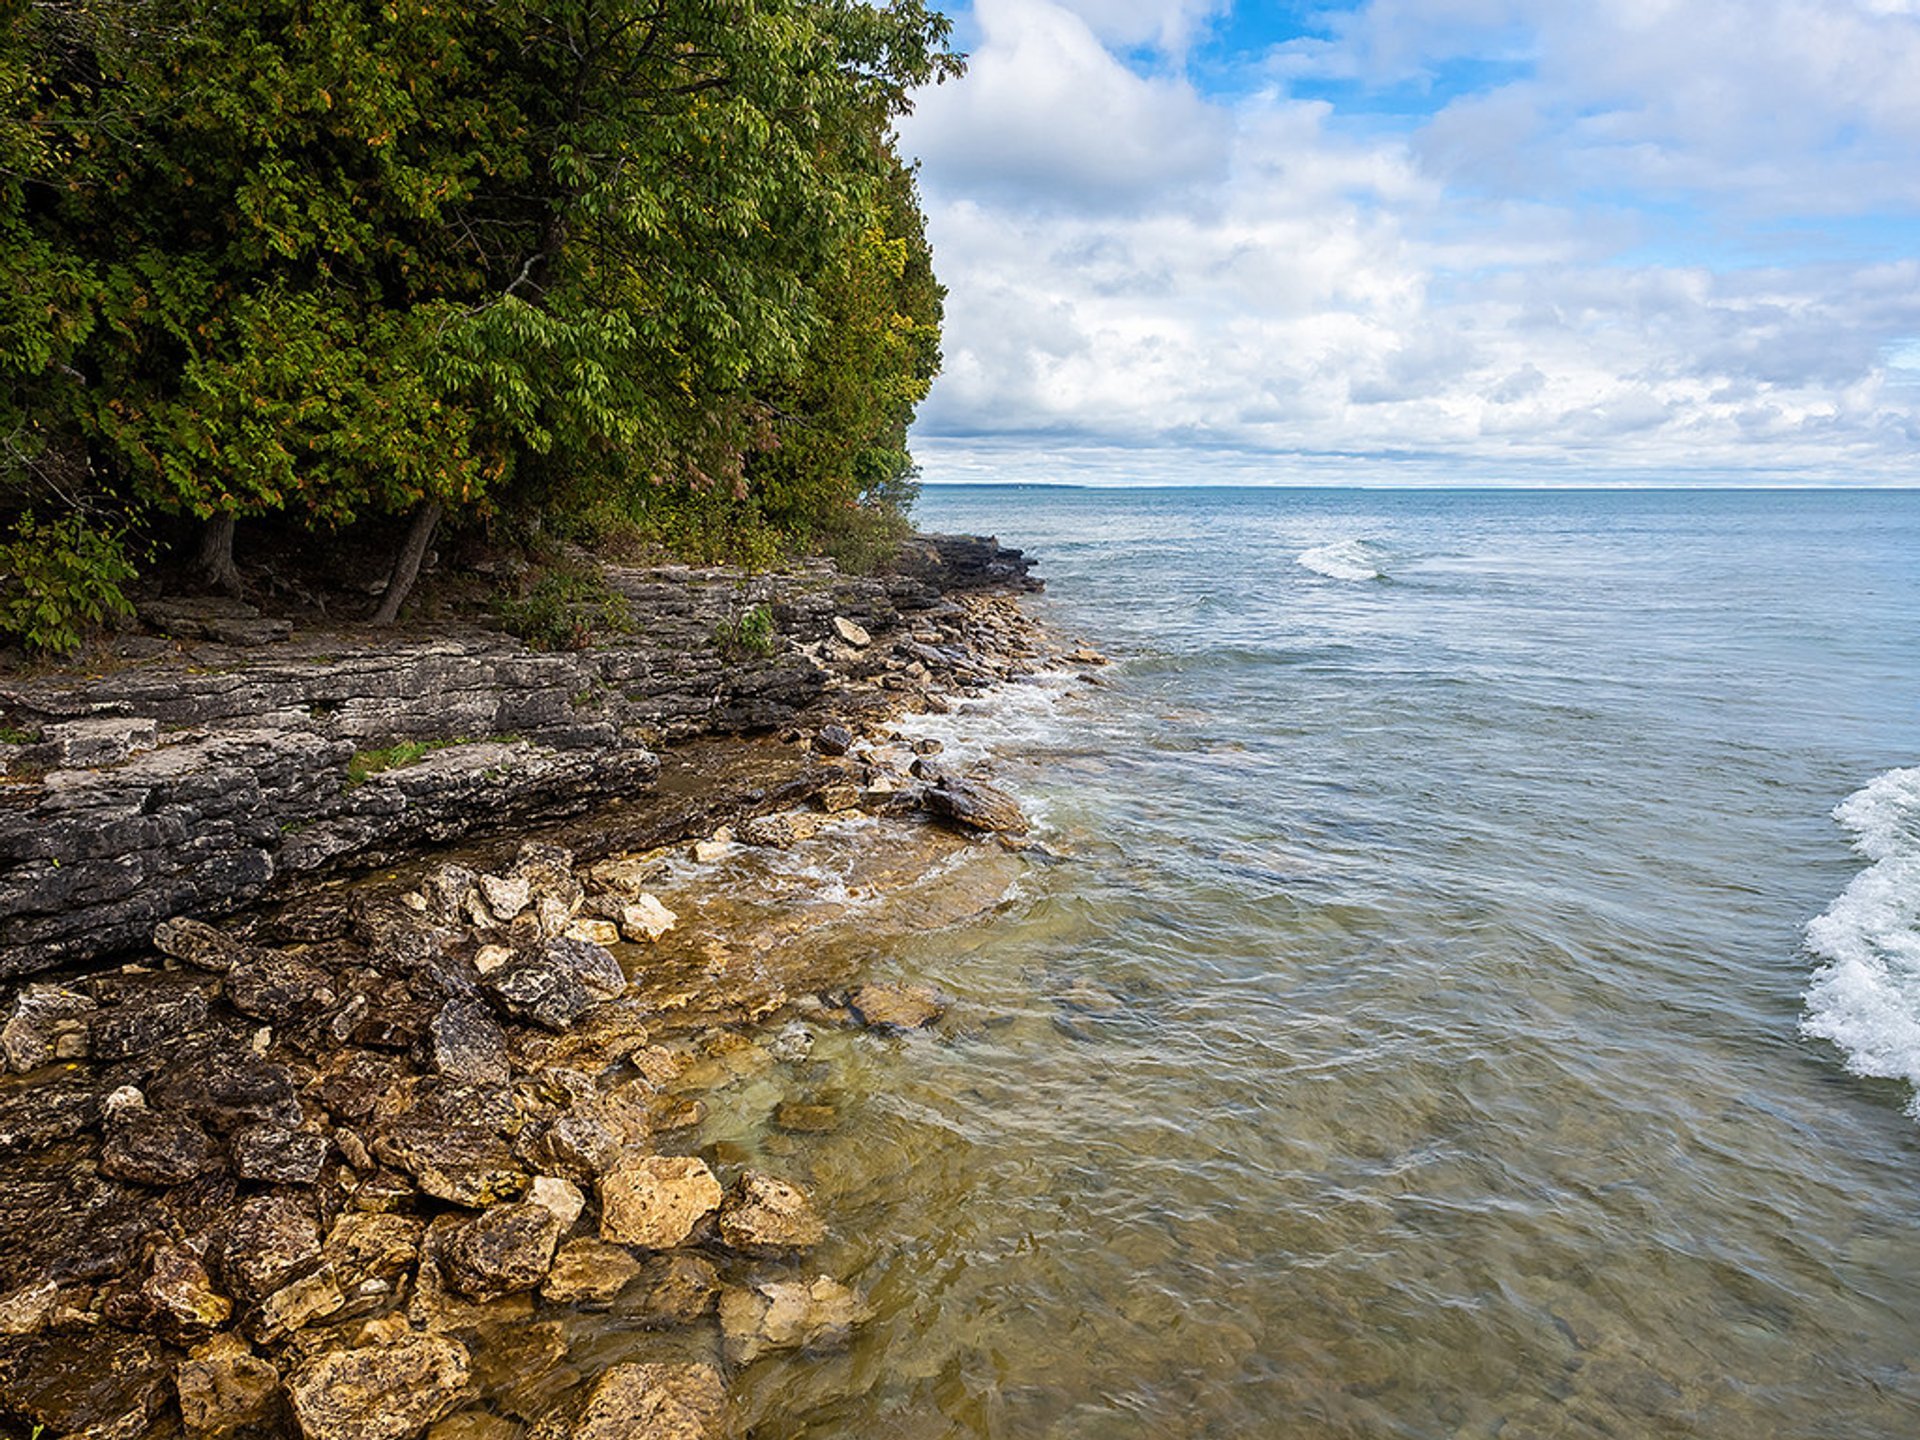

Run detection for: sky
[[896, 0, 1920, 485]]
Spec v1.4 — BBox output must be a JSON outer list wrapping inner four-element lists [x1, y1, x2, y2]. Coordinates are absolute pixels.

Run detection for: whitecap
[[1801, 767, 1920, 1114], [1296, 539, 1381, 582]]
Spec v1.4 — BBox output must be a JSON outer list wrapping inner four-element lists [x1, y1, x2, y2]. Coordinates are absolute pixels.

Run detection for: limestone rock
[[609, 1253, 720, 1329], [176, 1331, 279, 1436], [140, 1242, 232, 1335], [0, 1279, 58, 1336], [429, 1414, 519, 1440], [540, 1238, 642, 1308], [100, 1107, 217, 1187], [443, 1202, 565, 1298], [527, 1361, 727, 1440], [223, 1194, 322, 1304], [286, 1332, 471, 1440], [325, 1212, 425, 1288], [528, 1174, 587, 1231], [847, 983, 945, 1032], [476, 873, 531, 922], [230, 1124, 329, 1185], [89, 988, 210, 1061], [716, 1172, 826, 1255], [431, 998, 511, 1084], [832, 616, 872, 648], [564, 917, 621, 947], [251, 1265, 345, 1342], [597, 1156, 723, 1249], [813, 723, 855, 756], [719, 1275, 872, 1364], [923, 776, 1030, 835], [519, 1113, 621, 1184], [617, 894, 677, 943]]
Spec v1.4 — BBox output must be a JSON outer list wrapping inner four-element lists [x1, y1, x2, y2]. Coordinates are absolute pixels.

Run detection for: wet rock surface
[[0, 565, 1082, 1438]]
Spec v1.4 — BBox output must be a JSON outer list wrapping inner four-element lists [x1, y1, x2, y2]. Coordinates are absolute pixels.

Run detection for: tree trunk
[[370, 500, 443, 627], [195, 512, 241, 594]]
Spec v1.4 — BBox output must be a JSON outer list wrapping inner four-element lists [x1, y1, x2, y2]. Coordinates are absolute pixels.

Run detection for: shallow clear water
[[729, 487, 1920, 1437]]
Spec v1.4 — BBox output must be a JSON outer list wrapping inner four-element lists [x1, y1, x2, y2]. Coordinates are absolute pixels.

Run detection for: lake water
[[729, 486, 1920, 1438]]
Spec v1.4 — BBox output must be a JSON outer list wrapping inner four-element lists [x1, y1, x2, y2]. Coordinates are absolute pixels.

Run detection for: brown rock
[[540, 1238, 642, 1308], [223, 1194, 322, 1304], [251, 1265, 345, 1342], [597, 1155, 722, 1249], [176, 1332, 279, 1436], [719, 1275, 872, 1364], [847, 983, 945, 1032], [100, 1107, 217, 1186], [443, 1202, 565, 1298], [141, 1242, 232, 1336], [286, 1332, 471, 1440], [230, 1124, 329, 1184], [608, 1253, 720, 1329], [717, 1171, 827, 1255], [325, 1212, 425, 1288], [923, 776, 1029, 835], [527, 1361, 727, 1440], [429, 1414, 520, 1440]]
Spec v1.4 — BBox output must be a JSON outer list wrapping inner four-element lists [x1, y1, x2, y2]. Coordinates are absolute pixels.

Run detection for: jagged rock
[[832, 616, 872, 647], [372, 1079, 526, 1208], [817, 783, 862, 813], [149, 1053, 302, 1132], [89, 988, 211, 1061], [527, 1174, 586, 1231], [717, 1172, 827, 1255], [813, 723, 855, 756], [286, 1332, 471, 1440], [2, 982, 95, 1073], [101, 1106, 218, 1187], [486, 957, 594, 1030], [222, 1194, 322, 1304], [719, 1275, 872, 1364], [0, 1065, 101, 1156], [325, 1212, 425, 1288], [740, 811, 827, 848], [230, 1124, 329, 1184], [137, 1242, 232, 1336], [431, 998, 510, 1084], [476, 873, 530, 922], [0, 1280, 58, 1336], [443, 1202, 566, 1299], [587, 855, 661, 898], [540, 1239, 642, 1308], [519, 1112, 621, 1184], [226, 948, 333, 1023], [176, 1331, 280, 1436], [526, 1361, 727, 1440], [609, 1253, 720, 1329], [923, 776, 1029, 835], [847, 983, 945, 1032], [564, 917, 621, 947], [617, 894, 677, 942], [251, 1265, 344, 1342], [548, 936, 627, 999], [597, 1156, 723, 1249]]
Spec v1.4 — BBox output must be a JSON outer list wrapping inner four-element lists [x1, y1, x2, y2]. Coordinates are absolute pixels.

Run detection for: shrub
[[0, 511, 138, 656], [713, 602, 776, 658]]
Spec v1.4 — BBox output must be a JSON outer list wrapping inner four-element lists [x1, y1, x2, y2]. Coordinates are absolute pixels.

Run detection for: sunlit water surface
[[702, 488, 1920, 1438]]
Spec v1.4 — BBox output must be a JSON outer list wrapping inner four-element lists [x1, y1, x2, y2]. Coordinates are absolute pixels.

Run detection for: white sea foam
[[1296, 539, 1381, 581], [1801, 767, 1920, 1113]]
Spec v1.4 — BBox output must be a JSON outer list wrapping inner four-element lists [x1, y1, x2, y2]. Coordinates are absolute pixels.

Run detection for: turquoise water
[[739, 487, 1920, 1437]]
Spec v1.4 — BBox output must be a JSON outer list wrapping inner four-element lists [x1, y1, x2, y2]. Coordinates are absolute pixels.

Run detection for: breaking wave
[[1296, 539, 1383, 582]]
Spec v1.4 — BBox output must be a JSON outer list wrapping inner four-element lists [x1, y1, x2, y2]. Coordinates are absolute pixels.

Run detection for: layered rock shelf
[[0, 535, 1039, 975]]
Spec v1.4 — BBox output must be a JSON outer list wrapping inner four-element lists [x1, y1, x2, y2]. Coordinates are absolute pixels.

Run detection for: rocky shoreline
[[0, 539, 1107, 1439]]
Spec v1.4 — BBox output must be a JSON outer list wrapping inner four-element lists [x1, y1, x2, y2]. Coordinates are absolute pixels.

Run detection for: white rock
[[527, 1174, 587, 1231], [832, 616, 872, 648], [474, 944, 513, 975], [477, 873, 531, 921], [105, 1083, 146, 1116], [619, 894, 677, 943]]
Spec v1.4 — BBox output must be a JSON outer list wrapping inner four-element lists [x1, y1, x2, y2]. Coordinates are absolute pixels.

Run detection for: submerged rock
[[527, 1361, 727, 1440], [609, 1253, 720, 1330], [719, 1275, 872, 1364], [847, 983, 945, 1033], [540, 1239, 642, 1308], [286, 1332, 471, 1440], [597, 1156, 722, 1249], [717, 1172, 826, 1255]]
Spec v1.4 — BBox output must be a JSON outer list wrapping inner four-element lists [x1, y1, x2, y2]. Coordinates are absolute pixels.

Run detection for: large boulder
[[923, 776, 1029, 835], [716, 1172, 826, 1255], [719, 1275, 872, 1364]]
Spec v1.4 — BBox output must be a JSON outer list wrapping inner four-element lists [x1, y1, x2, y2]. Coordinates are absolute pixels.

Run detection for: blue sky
[[898, 0, 1920, 485]]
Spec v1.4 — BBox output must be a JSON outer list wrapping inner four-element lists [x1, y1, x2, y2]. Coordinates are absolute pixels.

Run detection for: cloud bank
[[900, 0, 1920, 483]]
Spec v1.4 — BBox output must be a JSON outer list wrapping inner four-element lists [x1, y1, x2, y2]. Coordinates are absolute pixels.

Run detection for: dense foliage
[[0, 0, 956, 648]]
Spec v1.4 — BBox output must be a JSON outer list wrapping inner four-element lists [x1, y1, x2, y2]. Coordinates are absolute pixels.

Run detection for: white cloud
[[901, 0, 1920, 482]]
